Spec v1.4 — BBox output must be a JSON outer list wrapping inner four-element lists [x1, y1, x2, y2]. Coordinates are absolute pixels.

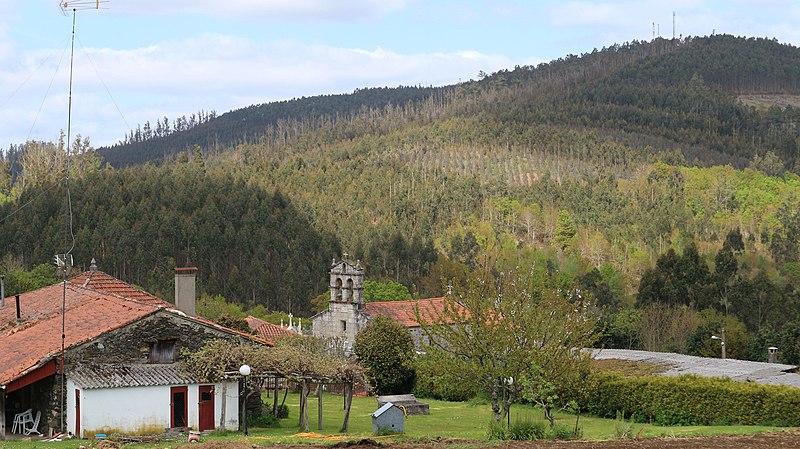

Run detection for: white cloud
[[111, 0, 411, 21]]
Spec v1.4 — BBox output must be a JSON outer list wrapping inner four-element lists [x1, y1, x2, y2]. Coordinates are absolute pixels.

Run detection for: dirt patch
[[738, 94, 800, 111], [177, 431, 800, 449], [330, 439, 382, 448]]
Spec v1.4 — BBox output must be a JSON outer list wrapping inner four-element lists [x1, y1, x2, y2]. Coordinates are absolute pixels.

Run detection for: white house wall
[[67, 381, 239, 437]]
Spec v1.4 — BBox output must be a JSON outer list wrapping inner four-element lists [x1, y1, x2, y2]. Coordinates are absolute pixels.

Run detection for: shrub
[[614, 411, 637, 439], [354, 315, 416, 395], [413, 353, 479, 402], [486, 418, 546, 440], [588, 373, 800, 426]]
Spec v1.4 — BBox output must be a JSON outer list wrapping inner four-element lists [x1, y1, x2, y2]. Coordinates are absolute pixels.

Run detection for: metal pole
[[721, 328, 727, 359], [242, 377, 248, 436]]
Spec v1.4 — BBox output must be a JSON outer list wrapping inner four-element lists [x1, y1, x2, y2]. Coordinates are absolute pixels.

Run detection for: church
[[311, 257, 455, 352]]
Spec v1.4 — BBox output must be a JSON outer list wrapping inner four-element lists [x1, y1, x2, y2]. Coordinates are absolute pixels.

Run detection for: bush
[[547, 424, 581, 440], [614, 411, 637, 439], [486, 418, 546, 440], [354, 316, 417, 395], [413, 353, 479, 402], [588, 373, 800, 426]]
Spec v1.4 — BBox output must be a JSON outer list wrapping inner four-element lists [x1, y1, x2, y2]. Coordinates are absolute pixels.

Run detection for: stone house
[[311, 258, 462, 351], [0, 264, 269, 439]]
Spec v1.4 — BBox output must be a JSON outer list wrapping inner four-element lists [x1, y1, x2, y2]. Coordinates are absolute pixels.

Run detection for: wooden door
[[170, 386, 188, 428], [198, 385, 215, 431], [74, 389, 81, 437]]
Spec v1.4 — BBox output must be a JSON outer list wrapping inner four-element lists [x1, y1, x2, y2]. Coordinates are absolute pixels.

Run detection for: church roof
[[246, 315, 299, 340], [365, 297, 464, 327]]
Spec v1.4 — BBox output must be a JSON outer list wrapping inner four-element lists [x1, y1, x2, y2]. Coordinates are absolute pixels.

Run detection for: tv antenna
[[59, 1, 110, 14], [56, 0, 108, 435]]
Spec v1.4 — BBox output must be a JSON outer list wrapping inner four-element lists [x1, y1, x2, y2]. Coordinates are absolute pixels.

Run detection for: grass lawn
[[0, 392, 783, 448]]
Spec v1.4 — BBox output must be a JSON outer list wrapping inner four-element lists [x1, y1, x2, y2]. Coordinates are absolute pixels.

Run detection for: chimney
[[1, 274, 5, 308], [90, 258, 98, 273], [174, 267, 198, 316], [15, 294, 21, 323], [768, 346, 778, 364]]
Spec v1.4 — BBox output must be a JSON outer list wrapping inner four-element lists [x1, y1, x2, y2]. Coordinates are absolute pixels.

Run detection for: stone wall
[[312, 302, 369, 353]]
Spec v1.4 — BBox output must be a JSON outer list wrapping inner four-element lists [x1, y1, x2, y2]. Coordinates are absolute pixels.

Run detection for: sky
[[0, 0, 799, 148]]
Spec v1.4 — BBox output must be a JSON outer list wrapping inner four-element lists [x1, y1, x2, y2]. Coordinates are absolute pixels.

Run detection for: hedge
[[587, 373, 800, 426]]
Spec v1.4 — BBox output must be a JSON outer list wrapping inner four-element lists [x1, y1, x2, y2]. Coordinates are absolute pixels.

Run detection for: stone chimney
[[175, 267, 198, 316], [768, 346, 778, 364]]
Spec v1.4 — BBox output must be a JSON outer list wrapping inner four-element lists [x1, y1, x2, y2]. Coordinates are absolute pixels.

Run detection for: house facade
[[0, 265, 268, 439]]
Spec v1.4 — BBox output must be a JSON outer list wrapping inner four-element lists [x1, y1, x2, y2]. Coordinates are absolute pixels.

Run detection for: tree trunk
[[340, 383, 353, 432], [544, 406, 555, 429], [303, 382, 311, 432], [490, 383, 502, 422], [298, 380, 306, 429]]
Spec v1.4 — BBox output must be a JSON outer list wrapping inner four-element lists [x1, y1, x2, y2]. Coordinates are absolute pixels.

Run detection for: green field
[[0, 392, 783, 448]]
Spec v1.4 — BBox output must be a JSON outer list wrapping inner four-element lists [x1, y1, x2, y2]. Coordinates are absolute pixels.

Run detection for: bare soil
[[176, 431, 800, 449]]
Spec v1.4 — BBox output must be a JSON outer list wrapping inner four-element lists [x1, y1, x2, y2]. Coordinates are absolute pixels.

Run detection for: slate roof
[[593, 348, 800, 388], [365, 297, 464, 327], [70, 363, 199, 389]]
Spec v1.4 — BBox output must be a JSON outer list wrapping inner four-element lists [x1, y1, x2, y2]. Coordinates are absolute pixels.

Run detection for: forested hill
[[98, 85, 443, 167], [99, 35, 800, 172]]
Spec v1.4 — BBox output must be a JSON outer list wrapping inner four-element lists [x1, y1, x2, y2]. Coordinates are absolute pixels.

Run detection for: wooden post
[[0, 391, 6, 440], [272, 377, 279, 416], [317, 383, 323, 430]]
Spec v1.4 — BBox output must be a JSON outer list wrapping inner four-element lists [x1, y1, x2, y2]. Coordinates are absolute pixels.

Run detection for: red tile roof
[[0, 271, 270, 388], [365, 297, 465, 327], [0, 283, 158, 387], [68, 271, 171, 307], [246, 316, 299, 340]]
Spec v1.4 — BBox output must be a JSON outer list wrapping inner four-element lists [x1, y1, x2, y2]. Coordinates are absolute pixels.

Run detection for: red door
[[74, 389, 81, 437], [198, 385, 215, 431], [170, 386, 188, 428]]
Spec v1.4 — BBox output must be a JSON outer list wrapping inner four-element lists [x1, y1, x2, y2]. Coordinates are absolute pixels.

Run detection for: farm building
[[0, 264, 269, 440]]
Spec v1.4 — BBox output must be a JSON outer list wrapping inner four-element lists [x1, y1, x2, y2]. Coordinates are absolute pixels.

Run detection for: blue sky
[[1, 0, 799, 147]]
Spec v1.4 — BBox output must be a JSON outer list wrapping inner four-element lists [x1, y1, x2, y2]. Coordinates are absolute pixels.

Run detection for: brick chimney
[[175, 267, 198, 316]]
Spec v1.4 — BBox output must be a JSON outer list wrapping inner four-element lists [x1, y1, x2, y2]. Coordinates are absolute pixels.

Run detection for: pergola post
[[317, 384, 323, 430]]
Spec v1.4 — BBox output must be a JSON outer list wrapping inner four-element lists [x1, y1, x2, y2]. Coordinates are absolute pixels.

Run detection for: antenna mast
[[57, 0, 108, 435], [673, 11, 676, 40]]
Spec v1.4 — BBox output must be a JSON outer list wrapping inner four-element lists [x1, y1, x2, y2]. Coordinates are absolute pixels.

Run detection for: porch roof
[[69, 363, 202, 389]]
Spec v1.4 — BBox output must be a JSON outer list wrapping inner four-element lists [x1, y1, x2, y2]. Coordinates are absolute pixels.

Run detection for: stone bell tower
[[330, 257, 364, 306], [312, 256, 368, 353]]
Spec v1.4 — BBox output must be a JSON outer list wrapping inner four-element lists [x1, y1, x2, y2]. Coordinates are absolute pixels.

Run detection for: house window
[[341, 320, 347, 332], [149, 339, 177, 363]]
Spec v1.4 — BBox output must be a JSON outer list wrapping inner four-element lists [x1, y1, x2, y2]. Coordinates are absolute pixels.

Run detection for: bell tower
[[330, 256, 364, 307]]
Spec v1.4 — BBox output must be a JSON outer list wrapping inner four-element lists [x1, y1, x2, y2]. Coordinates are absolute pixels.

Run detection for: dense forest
[[1, 35, 800, 362]]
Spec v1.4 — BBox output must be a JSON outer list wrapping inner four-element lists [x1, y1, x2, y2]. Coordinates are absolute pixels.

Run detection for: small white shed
[[371, 402, 404, 434]]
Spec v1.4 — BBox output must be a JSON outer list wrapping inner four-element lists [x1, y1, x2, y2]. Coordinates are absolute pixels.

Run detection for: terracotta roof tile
[[254, 322, 299, 340], [365, 297, 465, 327], [0, 272, 270, 388], [68, 271, 171, 307], [0, 285, 158, 386]]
